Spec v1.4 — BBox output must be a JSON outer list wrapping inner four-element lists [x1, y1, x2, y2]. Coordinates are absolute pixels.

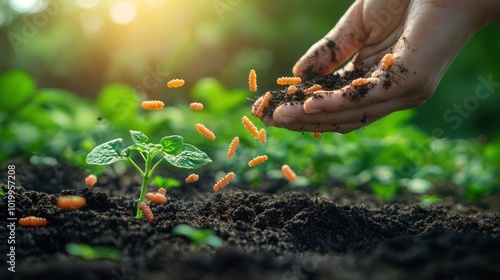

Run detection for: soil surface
[[1, 161, 499, 280]]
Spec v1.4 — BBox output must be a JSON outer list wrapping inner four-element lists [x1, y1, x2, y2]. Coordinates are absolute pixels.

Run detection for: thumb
[[292, 1, 367, 77]]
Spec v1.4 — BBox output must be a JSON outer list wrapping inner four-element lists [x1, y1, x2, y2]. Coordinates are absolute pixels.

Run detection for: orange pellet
[[304, 84, 322, 94], [85, 174, 97, 187], [57, 195, 87, 209], [185, 173, 200, 183], [19, 216, 48, 227], [141, 100, 164, 110], [381, 54, 394, 70], [189, 102, 204, 111], [213, 172, 235, 192], [145, 192, 167, 204], [139, 202, 154, 221], [258, 128, 266, 144], [313, 132, 322, 139], [287, 85, 297, 94], [157, 188, 167, 196], [281, 165, 296, 181], [255, 92, 271, 117], [248, 69, 257, 92], [195, 123, 216, 140], [351, 78, 369, 87], [227, 137, 240, 158], [248, 155, 268, 167], [242, 116, 259, 138], [167, 79, 185, 88], [277, 77, 302, 85]]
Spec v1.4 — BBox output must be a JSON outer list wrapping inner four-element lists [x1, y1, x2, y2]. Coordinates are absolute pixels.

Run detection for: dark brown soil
[[253, 69, 373, 120], [1, 162, 499, 280]]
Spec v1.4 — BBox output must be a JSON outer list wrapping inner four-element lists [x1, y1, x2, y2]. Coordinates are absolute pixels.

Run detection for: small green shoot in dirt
[[66, 243, 120, 260], [172, 224, 223, 249], [152, 175, 181, 190], [86, 130, 212, 219], [0, 188, 4, 197], [420, 194, 441, 207]]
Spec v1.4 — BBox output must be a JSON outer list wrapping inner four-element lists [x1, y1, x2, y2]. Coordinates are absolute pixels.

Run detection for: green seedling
[[66, 243, 120, 260], [172, 224, 223, 249], [86, 130, 212, 218], [0, 188, 4, 196], [152, 175, 181, 190], [420, 194, 441, 206]]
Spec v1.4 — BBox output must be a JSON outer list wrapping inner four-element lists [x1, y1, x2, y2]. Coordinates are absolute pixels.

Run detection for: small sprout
[[141, 100, 164, 110], [66, 243, 120, 261], [258, 128, 266, 144], [304, 84, 322, 94], [281, 164, 296, 181], [152, 176, 181, 190], [145, 191, 167, 204], [185, 173, 199, 183], [57, 195, 87, 209], [248, 69, 257, 92], [167, 79, 185, 88], [381, 53, 394, 70], [277, 77, 301, 85], [313, 132, 322, 139], [19, 216, 48, 227], [242, 116, 259, 138], [420, 195, 441, 207], [287, 85, 297, 94], [213, 172, 235, 192], [172, 224, 223, 249], [255, 92, 271, 117], [351, 78, 369, 86], [248, 155, 268, 167], [226, 137, 240, 158], [86, 130, 211, 219], [85, 174, 97, 187], [189, 102, 204, 111], [139, 202, 154, 221], [195, 123, 216, 140], [0, 188, 4, 197]]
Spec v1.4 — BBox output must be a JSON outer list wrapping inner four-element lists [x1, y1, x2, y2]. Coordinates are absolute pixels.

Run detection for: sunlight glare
[[8, 0, 44, 13], [109, 0, 136, 25], [75, 0, 100, 9]]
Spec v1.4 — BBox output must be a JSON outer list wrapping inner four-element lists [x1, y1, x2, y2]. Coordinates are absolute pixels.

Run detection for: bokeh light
[[8, 0, 44, 13], [75, 0, 100, 10], [109, 0, 136, 25]]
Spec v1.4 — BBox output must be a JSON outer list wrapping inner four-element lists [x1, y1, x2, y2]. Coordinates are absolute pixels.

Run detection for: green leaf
[[163, 144, 212, 169], [128, 143, 150, 153], [66, 243, 120, 260], [172, 224, 222, 249], [161, 135, 183, 155], [86, 138, 127, 165], [0, 188, 4, 197], [130, 130, 149, 144], [0, 70, 36, 111], [152, 175, 181, 189]]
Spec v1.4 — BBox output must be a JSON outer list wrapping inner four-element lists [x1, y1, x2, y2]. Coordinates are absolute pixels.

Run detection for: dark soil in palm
[[1, 162, 499, 280]]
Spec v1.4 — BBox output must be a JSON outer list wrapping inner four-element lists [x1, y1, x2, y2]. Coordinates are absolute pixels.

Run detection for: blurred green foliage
[[0, 1, 498, 201]]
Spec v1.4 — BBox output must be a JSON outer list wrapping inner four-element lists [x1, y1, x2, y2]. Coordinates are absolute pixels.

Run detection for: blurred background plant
[[0, 0, 498, 202]]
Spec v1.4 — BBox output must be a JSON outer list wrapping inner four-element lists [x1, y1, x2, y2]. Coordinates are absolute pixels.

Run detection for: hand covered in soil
[[258, 0, 500, 133]]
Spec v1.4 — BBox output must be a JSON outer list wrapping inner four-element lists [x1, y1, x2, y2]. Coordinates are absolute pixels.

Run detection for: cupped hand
[[254, 0, 490, 133]]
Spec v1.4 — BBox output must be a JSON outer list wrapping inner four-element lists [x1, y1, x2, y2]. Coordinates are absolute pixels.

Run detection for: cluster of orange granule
[[248, 155, 268, 167], [213, 172, 235, 192], [242, 116, 259, 138], [57, 195, 87, 209], [277, 77, 302, 85], [227, 137, 240, 158], [351, 78, 369, 87], [145, 188, 168, 204], [381, 54, 394, 70], [248, 69, 257, 92], [167, 79, 185, 88], [185, 173, 200, 183], [304, 84, 322, 94], [255, 92, 271, 117], [139, 202, 154, 221], [19, 216, 48, 227], [195, 123, 216, 140], [141, 100, 164, 110], [85, 174, 97, 187], [189, 102, 204, 111]]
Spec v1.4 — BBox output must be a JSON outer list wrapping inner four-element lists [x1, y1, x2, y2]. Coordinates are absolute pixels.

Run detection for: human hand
[[254, 0, 496, 133]]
